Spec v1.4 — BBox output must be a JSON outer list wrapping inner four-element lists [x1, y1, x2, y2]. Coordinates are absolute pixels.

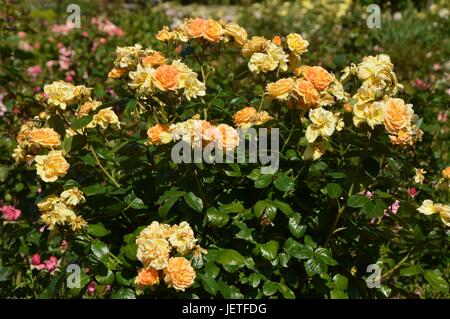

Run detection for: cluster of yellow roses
[[37, 188, 87, 231], [156, 17, 248, 46], [147, 108, 272, 151], [342, 54, 423, 145], [13, 81, 120, 183], [135, 221, 204, 291], [108, 45, 205, 101]]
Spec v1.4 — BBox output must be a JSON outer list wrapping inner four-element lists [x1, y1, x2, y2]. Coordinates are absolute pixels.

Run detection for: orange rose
[[233, 107, 258, 127], [293, 79, 320, 109], [203, 19, 224, 42], [26, 128, 61, 148], [108, 67, 127, 78], [186, 18, 205, 39], [389, 128, 413, 146], [164, 257, 196, 291], [216, 124, 240, 151], [242, 36, 267, 57], [76, 100, 101, 117], [303, 66, 334, 91], [343, 103, 353, 113], [384, 98, 414, 134], [147, 124, 171, 145], [266, 78, 295, 100], [142, 52, 167, 67], [136, 268, 159, 287], [442, 167, 450, 179], [272, 36, 282, 46], [156, 26, 173, 42], [153, 64, 180, 91]]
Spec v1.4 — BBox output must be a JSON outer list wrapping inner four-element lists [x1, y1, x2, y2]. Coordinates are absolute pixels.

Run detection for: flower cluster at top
[[342, 54, 423, 146], [37, 188, 87, 232], [135, 221, 205, 292], [147, 108, 272, 151], [108, 44, 206, 101], [13, 81, 120, 183]]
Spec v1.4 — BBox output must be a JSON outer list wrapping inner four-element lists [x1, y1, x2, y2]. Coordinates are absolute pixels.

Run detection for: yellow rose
[[203, 19, 224, 42], [266, 78, 295, 100], [389, 128, 414, 146], [186, 18, 205, 39], [136, 221, 173, 245], [286, 33, 309, 55], [136, 238, 170, 270], [60, 188, 86, 206], [89, 107, 121, 129], [414, 168, 426, 184], [248, 53, 278, 73], [224, 23, 247, 46], [164, 257, 196, 291], [233, 107, 258, 128], [35, 150, 69, 183], [70, 215, 87, 232], [384, 98, 414, 134], [37, 195, 60, 212], [169, 222, 197, 255], [136, 268, 160, 287], [305, 107, 337, 143], [353, 101, 385, 128], [436, 204, 450, 227], [156, 26, 173, 42], [442, 167, 450, 179], [76, 100, 102, 117], [26, 128, 61, 149], [417, 200, 437, 215], [242, 36, 267, 57], [44, 81, 77, 109]]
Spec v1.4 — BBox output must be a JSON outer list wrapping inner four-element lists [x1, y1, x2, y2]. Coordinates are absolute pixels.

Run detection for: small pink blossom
[[60, 240, 68, 253], [414, 79, 430, 90], [27, 65, 42, 81], [408, 187, 417, 197], [437, 111, 448, 122], [87, 281, 97, 295], [82, 31, 89, 38], [1, 205, 22, 221], [45, 256, 58, 272], [17, 31, 26, 38], [31, 253, 41, 266]]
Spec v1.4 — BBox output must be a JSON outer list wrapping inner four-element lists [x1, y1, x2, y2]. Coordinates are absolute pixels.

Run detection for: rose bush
[[0, 1, 448, 299]]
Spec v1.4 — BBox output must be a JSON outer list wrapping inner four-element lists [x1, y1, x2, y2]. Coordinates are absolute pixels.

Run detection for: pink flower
[[60, 240, 68, 253], [0, 93, 7, 116], [46, 60, 56, 69], [31, 253, 41, 266], [17, 31, 26, 38], [414, 79, 430, 90], [389, 200, 400, 215], [364, 191, 373, 198], [87, 281, 97, 295], [45, 256, 58, 272], [408, 187, 417, 198], [27, 65, 42, 81], [437, 111, 448, 122], [82, 31, 89, 38], [1, 205, 22, 221]]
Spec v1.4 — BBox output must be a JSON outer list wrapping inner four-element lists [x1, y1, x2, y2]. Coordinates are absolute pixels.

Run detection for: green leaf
[[305, 258, 327, 275], [62, 135, 87, 153], [87, 223, 110, 237], [315, 248, 338, 266], [284, 238, 313, 259], [206, 207, 229, 228], [83, 184, 107, 196], [274, 173, 295, 192], [260, 240, 279, 261], [184, 192, 204, 212], [254, 174, 272, 189], [158, 192, 183, 217], [347, 194, 369, 208], [0, 267, 13, 282], [288, 214, 307, 239], [262, 281, 278, 296], [124, 191, 147, 209], [326, 183, 342, 199], [199, 274, 218, 296], [333, 274, 348, 290], [399, 265, 423, 277], [216, 249, 245, 268], [278, 283, 295, 299], [205, 262, 220, 278], [91, 239, 109, 264], [95, 269, 115, 285], [71, 115, 93, 130], [272, 200, 294, 216], [424, 270, 449, 293], [111, 288, 136, 299]]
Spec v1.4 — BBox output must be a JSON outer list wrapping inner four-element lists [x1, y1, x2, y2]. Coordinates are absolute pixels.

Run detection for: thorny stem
[[88, 145, 121, 188]]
